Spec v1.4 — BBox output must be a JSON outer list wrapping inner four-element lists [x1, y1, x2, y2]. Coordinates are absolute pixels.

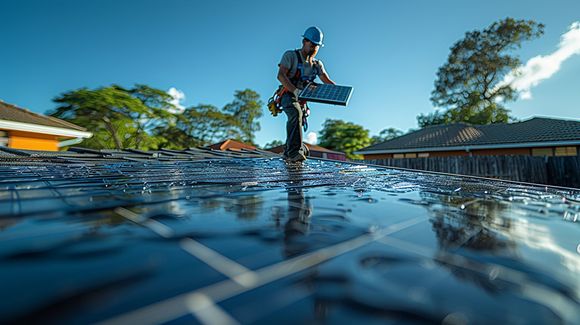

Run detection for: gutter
[[0, 119, 93, 138], [354, 140, 580, 155], [58, 138, 86, 148]]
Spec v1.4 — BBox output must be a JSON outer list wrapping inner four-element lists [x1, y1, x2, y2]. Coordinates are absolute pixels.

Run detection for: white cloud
[[499, 21, 580, 100], [167, 87, 186, 113], [305, 132, 318, 144]]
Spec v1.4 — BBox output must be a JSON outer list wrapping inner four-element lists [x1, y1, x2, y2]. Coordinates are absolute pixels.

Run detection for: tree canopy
[[222, 89, 263, 144], [318, 119, 373, 160], [50, 85, 263, 150], [371, 127, 404, 144], [418, 18, 544, 128], [264, 139, 284, 149], [50, 85, 168, 150]]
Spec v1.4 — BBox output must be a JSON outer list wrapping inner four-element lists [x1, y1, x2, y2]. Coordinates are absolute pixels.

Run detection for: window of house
[[393, 153, 405, 159], [0, 131, 7, 147], [418, 152, 429, 158], [531, 148, 553, 156], [404, 153, 417, 158], [555, 146, 578, 156]]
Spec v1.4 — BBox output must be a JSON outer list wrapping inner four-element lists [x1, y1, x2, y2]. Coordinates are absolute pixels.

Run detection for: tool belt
[[267, 87, 310, 131]]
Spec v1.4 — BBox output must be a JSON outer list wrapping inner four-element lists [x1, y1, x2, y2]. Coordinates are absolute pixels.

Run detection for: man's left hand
[[292, 88, 301, 99]]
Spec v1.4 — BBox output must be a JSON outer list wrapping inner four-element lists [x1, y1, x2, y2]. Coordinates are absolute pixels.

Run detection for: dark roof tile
[[361, 117, 580, 152]]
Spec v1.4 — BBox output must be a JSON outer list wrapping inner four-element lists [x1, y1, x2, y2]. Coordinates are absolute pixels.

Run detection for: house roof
[[0, 149, 579, 323], [305, 143, 346, 154], [208, 139, 257, 151], [0, 100, 87, 131], [0, 100, 92, 138], [357, 117, 580, 154]]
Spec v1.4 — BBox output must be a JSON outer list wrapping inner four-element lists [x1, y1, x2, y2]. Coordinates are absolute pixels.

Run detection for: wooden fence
[[363, 155, 580, 188]]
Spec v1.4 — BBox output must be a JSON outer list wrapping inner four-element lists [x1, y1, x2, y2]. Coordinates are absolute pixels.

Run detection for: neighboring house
[[208, 139, 257, 151], [267, 143, 347, 161], [356, 117, 580, 160], [0, 100, 92, 151]]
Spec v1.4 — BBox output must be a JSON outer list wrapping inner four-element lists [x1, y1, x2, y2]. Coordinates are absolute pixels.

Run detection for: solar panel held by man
[[268, 26, 353, 163]]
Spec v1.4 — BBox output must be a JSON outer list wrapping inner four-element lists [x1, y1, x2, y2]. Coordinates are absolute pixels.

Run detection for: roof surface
[[0, 100, 86, 131], [359, 117, 580, 153], [1, 148, 579, 323]]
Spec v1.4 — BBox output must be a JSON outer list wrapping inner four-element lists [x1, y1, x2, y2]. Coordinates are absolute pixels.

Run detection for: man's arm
[[277, 66, 298, 93], [319, 71, 335, 85]]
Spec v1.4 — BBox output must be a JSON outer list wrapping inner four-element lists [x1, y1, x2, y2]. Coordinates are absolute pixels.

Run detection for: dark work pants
[[281, 93, 307, 158]]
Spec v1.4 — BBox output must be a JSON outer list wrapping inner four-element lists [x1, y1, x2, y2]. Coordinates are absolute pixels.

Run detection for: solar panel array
[[1, 149, 580, 324], [298, 83, 353, 106]]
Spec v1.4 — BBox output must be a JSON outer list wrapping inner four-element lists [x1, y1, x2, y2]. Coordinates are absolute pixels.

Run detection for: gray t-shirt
[[278, 50, 326, 85]]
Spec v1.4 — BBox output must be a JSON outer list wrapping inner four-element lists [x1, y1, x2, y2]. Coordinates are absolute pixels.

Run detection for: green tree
[[151, 115, 200, 150], [264, 140, 284, 149], [50, 86, 152, 149], [222, 89, 263, 144], [371, 127, 403, 144], [51, 85, 264, 150], [318, 119, 372, 160], [154, 90, 264, 148], [125, 84, 176, 148], [188, 104, 233, 144], [418, 18, 544, 128]]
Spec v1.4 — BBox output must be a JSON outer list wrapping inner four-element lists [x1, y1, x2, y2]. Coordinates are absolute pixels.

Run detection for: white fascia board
[[355, 140, 580, 155], [58, 138, 86, 148], [0, 119, 93, 138]]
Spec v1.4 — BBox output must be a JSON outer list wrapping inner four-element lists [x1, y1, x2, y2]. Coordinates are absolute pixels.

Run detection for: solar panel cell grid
[[298, 83, 353, 106], [1, 154, 580, 324]]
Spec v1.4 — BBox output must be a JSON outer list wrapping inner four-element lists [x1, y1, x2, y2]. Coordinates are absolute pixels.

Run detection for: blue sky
[[1, 0, 579, 147]]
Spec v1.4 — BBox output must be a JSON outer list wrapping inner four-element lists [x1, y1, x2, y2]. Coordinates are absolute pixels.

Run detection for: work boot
[[301, 144, 310, 157], [285, 152, 306, 162]]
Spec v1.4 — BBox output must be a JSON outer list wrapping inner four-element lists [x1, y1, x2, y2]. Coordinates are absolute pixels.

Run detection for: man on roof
[[277, 26, 336, 162]]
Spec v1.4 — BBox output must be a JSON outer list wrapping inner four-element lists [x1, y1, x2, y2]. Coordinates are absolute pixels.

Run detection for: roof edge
[[355, 140, 580, 155], [0, 119, 93, 138], [521, 115, 580, 123]]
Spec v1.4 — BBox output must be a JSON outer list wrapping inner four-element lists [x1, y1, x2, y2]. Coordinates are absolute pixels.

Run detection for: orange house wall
[[8, 131, 60, 151]]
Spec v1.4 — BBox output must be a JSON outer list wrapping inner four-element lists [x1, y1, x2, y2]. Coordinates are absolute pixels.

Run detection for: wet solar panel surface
[[298, 83, 353, 106], [1, 157, 580, 324]]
